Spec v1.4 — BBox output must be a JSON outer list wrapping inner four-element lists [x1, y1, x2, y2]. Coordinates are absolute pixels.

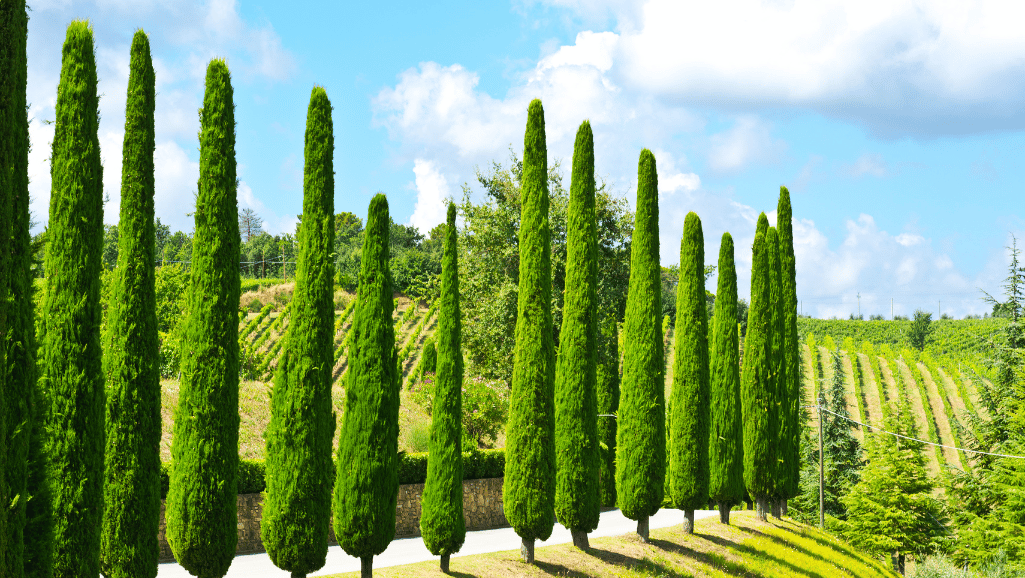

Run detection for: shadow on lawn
[[699, 532, 830, 578], [646, 537, 769, 578], [732, 522, 836, 567]]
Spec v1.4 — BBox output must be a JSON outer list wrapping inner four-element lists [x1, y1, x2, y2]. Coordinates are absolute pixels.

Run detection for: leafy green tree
[[909, 309, 933, 351], [420, 202, 466, 572], [102, 224, 119, 269], [616, 149, 665, 541], [765, 226, 786, 517], [333, 193, 400, 578], [597, 317, 620, 509], [421, 335, 437, 377], [40, 21, 105, 577], [100, 30, 160, 578], [261, 86, 336, 577], [842, 399, 946, 575], [165, 59, 240, 578], [741, 216, 775, 521], [668, 212, 709, 533], [554, 120, 600, 550], [776, 187, 801, 513], [504, 99, 556, 563], [708, 233, 744, 524]]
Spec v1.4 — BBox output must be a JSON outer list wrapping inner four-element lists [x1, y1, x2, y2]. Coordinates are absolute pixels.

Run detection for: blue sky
[[24, 0, 1025, 318]]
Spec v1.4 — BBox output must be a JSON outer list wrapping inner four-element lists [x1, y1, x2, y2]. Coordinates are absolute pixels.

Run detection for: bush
[[248, 298, 264, 313], [411, 373, 509, 448]]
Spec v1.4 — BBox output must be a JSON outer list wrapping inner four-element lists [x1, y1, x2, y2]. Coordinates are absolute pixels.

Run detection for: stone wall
[[158, 477, 506, 563]]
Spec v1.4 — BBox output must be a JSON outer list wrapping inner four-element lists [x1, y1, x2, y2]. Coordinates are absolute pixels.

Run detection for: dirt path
[[935, 367, 971, 429], [877, 358, 900, 410], [893, 358, 942, 479], [918, 363, 962, 470], [959, 370, 989, 420], [857, 352, 884, 428], [800, 343, 816, 407], [839, 351, 865, 443]]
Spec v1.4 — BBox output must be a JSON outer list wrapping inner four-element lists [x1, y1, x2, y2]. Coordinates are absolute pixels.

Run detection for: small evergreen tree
[[776, 187, 801, 512], [668, 212, 709, 533], [165, 59, 241, 578], [708, 233, 744, 524], [100, 30, 160, 578], [766, 226, 785, 518], [422, 335, 437, 376], [420, 202, 466, 572], [503, 99, 556, 563], [261, 86, 336, 577], [41, 21, 105, 577], [616, 149, 665, 541], [596, 317, 620, 509], [554, 120, 600, 549], [333, 193, 400, 578], [908, 309, 933, 351]]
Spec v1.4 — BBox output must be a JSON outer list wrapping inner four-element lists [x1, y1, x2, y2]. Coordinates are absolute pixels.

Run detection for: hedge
[[158, 450, 507, 499]]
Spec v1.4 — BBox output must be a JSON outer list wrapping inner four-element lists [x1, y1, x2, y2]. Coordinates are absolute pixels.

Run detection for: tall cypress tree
[[597, 318, 620, 509], [708, 233, 744, 524], [766, 226, 786, 518], [777, 187, 801, 512], [742, 214, 774, 521], [616, 149, 664, 541], [165, 59, 240, 578], [333, 193, 400, 578], [554, 120, 600, 550], [504, 98, 556, 563], [420, 202, 465, 572], [668, 212, 709, 533], [40, 21, 105, 578], [421, 335, 437, 376], [262, 86, 336, 577], [100, 30, 159, 578]]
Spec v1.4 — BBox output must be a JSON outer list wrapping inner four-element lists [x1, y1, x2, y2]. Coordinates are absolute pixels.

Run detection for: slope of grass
[[324, 511, 896, 578]]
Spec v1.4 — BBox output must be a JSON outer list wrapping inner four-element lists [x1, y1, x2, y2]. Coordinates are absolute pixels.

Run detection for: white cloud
[[840, 153, 889, 178], [707, 116, 787, 173], [153, 140, 198, 233], [409, 159, 451, 235]]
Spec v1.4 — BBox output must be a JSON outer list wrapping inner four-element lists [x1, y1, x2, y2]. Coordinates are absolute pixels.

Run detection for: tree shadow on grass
[[647, 537, 770, 578], [732, 523, 835, 567], [699, 533, 831, 578]]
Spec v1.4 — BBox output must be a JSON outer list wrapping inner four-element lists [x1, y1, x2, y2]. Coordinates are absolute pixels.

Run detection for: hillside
[[324, 510, 897, 578]]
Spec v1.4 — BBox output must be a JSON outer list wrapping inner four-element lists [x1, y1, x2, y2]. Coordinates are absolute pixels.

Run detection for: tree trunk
[[891, 552, 905, 575], [361, 556, 373, 578], [781, 499, 788, 517], [771, 499, 782, 519], [571, 529, 590, 550], [440, 554, 450, 573], [745, 498, 753, 510], [637, 515, 650, 542], [521, 537, 535, 563], [718, 502, 731, 525], [683, 510, 695, 534], [756, 496, 768, 522]]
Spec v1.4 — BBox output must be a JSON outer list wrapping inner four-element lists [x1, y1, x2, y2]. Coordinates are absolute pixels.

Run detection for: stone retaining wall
[[158, 477, 506, 562]]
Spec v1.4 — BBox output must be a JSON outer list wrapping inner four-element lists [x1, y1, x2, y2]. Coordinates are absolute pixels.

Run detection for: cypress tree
[[504, 98, 556, 563], [616, 149, 664, 542], [708, 233, 744, 524], [422, 335, 437, 376], [40, 21, 105, 577], [777, 187, 801, 513], [766, 226, 785, 519], [333, 193, 400, 578], [668, 212, 709, 533], [165, 59, 240, 578], [100, 30, 159, 578], [261, 86, 336, 577], [596, 318, 620, 509], [420, 202, 465, 572], [554, 120, 600, 549], [742, 214, 775, 521]]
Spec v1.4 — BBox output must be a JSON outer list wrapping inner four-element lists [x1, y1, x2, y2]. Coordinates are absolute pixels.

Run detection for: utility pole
[[857, 292, 861, 319], [818, 394, 825, 530], [891, 298, 894, 320]]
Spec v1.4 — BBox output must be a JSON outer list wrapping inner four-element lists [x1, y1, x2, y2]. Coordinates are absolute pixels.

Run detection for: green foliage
[[554, 121, 600, 534], [910, 309, 935, 351], [333, 193, 400, 559], [100, 30, 160, 578], [420, 202, 466, 557], [766, 226, 786, 501], [41, 21, 105, 577], [741, 220, 775, 501], [597, 317, 620, 508], [332, 210, 441, 295], [616, 148, 666, 520], [165, 59, 240, 578], [261, 86, 336, 576], [421, 335, 437, 376], [708, 233, 744, 509], [668, 212, 710, 511], [504, 99, 557, 542], [777, 187, 802, 501], [797, 317, 1006, 360]]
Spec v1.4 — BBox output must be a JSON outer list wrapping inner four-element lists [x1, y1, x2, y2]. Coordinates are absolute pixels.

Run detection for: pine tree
[[40, 21, 105, 577], [554, 120, 600, 550], [616, 149, 664, 541], [766, 226, 785, 518], [261, 86, 336, 577], [776, 187, 801, 512], [333, 193, 400, 578], [100, 30, 159, 578], [668, 212, 709, 533], [503, 98, 556, 563], [708, 233, 744, 524], [165, 59, 240, 578], [597, 318, 620, 509], [742, 216, 775, 521], [420, 202, 465, 572]]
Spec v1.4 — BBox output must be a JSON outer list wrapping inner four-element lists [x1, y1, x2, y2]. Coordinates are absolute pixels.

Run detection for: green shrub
[[412, 374, 509, 448], [248, 298, 264, 313]]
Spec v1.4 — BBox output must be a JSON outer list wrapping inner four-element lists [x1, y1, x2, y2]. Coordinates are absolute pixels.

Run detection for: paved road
[[157, 508, 719, 577]]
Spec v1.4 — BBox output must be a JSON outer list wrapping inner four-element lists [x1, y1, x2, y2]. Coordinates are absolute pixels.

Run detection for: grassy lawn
[[323, 511, 896, 578]]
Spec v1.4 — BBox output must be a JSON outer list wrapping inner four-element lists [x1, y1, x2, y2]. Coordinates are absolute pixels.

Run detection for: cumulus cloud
[[707, 116, 787, 173], [840, 153, 889, 178], [409, 159, 452, 235]]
